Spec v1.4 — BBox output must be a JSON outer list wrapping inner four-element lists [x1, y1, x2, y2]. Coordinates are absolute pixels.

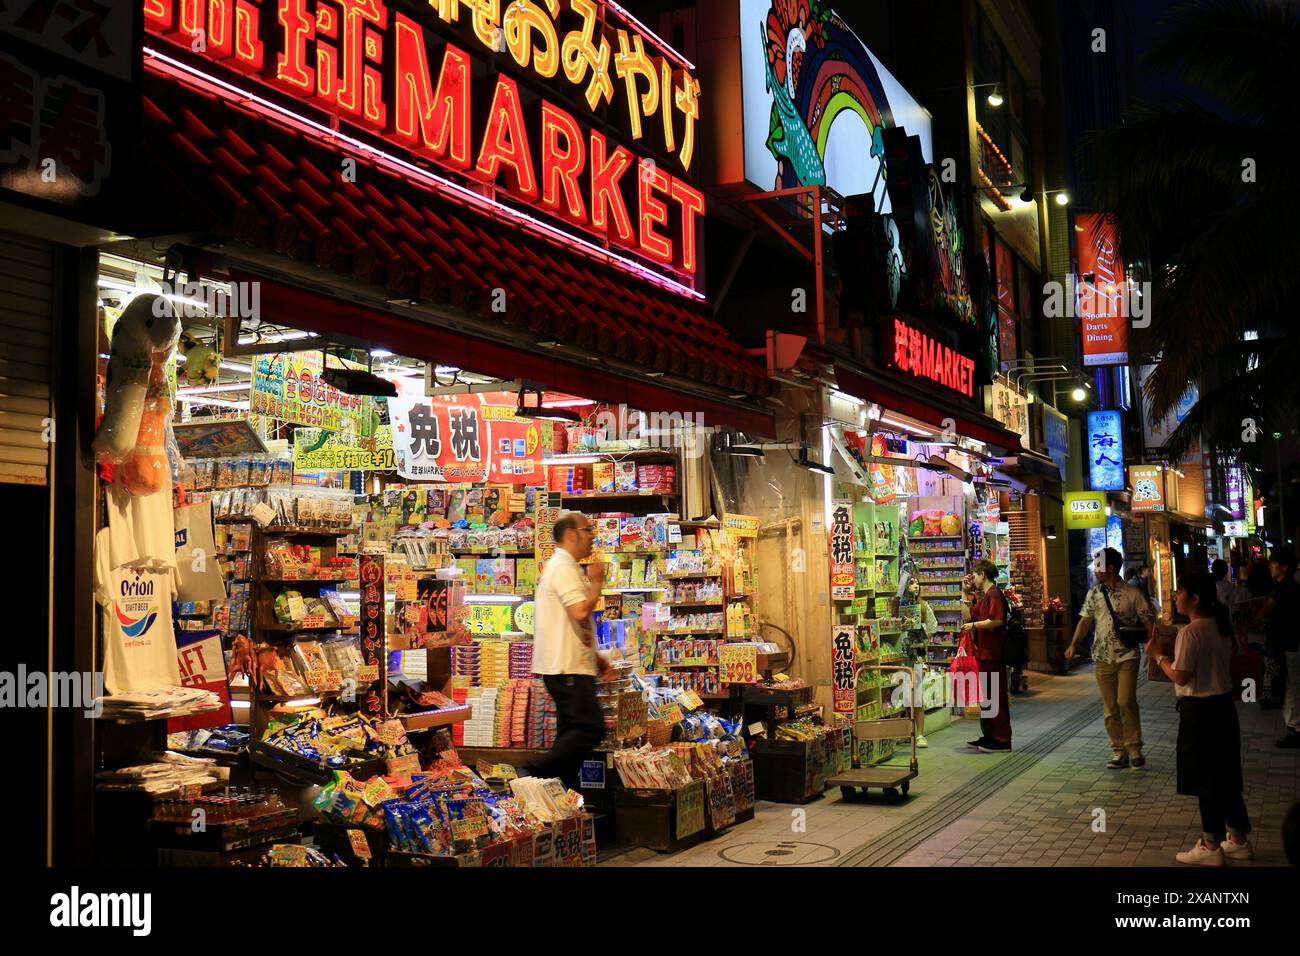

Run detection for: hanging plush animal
[[177, 330, 222, 386], [92, 293, 182, 495]]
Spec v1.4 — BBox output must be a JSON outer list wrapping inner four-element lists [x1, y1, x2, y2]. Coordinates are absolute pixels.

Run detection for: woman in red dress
[[961, 559, 1012, 752]]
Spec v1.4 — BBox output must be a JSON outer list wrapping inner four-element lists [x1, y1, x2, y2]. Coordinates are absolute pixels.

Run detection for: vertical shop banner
[[832, 625, 856, 714], [535, 497, 563, 565], [1224, 458, 1246, 520], [358, 554, 386, 717], [1129, 464, 1166, 512], [1086, 410, 1125, 491], [169, 631, 231, 733], [388, 392, 543, 483], [1076, 212, 1128, 366], [829, 500, 855, 600], [252, 353, 371, 433], [1064, 491, 1107, 530], [987, 380, 1029, 448], [1042, 404, 1070, 480]]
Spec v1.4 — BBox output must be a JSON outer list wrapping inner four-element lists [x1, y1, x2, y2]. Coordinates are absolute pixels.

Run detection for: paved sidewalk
[[601, 666, 1299, 867]]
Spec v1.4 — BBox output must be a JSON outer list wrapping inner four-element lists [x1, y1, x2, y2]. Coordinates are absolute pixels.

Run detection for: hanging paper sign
[[832, 625, 856, 714], [169, 631, 232, 733], [294, 426, 394, 472], [536, 505, 562, 564], [388, 392, 543, 483], [252, 352, 370, 433], [830, 499, 855, 600], [358, 554, 386, 717], [513, 601, 536, 634], [720, 644, 758, 684], [722, 514, 759, 538]]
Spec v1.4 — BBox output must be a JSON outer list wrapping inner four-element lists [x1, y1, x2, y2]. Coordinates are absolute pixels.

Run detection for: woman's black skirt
[[1175, 692, 1244, 798]]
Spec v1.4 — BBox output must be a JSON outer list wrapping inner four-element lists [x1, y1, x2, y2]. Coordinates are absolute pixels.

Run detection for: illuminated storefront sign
[[142, 0, 704, 279], [1086, 409, 1124, 491], [1129, 464, 1165, 513], [1076, 212, 1128, 366], [883, 317, 976, 398], [1064, 491, 1107, 531]]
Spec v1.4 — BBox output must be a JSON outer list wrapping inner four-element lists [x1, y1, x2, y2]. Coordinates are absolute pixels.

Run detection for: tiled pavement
[[601, 666, 1300, 867]]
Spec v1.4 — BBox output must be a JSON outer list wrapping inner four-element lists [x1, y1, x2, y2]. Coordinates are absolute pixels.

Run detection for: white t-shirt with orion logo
[[95, 528, 181, 694]]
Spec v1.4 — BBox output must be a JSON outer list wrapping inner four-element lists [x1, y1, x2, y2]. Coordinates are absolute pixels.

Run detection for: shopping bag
[[1146, 625, 1176, 682], [949, 636, 982, 708]]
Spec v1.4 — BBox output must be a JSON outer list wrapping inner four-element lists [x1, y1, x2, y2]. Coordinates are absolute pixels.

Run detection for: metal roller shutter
[[0, 230, 54, 485]]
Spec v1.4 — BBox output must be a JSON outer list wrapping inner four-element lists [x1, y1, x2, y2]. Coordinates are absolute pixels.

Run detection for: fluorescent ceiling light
[[176, 382, 250, 395], [542, 456, 599, 465], [370, 348, 394, 358], [237, 329, 317, 345], [541, 398, 597, 408], [463, 594, 524, 604], [181, 395, 249, 409]]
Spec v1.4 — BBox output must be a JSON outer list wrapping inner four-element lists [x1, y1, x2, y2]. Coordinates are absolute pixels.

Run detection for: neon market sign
[[143, 0, 705, 278], [884, 317, 976, 398]]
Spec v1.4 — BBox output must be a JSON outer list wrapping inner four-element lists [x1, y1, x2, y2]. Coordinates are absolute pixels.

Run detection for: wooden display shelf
[[451, 549, 534, 556], [561, 491, 677, 501], [660, 599, 724, 607], [261, 622, 350, 634], [397, 705, 472, 730], [663, 571, 723, 579], [261, 526, 355, 537], [257, 577, 351, 585]]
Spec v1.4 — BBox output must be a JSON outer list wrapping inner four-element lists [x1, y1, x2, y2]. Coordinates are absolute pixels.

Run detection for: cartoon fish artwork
[[763, 23, 825, 187]]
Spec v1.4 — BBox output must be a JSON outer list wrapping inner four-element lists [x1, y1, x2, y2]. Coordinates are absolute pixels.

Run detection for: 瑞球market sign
[[294, 426, 394, 472], [143, 0, 704, 278], [252, 352, 370, 433]]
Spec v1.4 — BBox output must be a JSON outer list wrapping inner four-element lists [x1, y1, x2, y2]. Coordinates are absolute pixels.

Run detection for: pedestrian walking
[[1147, 572, 1254, 865], [959, 559, 1012, 753], [518, 512, 616, 788], [1212, 559, 1234, 608], [1255, 547, 1300, 747], [1064, 548, 1157, 769]]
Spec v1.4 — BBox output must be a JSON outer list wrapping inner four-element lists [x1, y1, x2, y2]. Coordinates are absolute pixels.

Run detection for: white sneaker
[[1176, 839, 1225, 866], [916, 735, 928, 749], [1222, 838, 1254, 861]]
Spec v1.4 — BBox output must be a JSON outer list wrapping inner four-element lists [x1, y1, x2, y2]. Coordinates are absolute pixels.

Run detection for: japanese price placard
[[720, 643, 758, 684], [832, 624, 856, 714]]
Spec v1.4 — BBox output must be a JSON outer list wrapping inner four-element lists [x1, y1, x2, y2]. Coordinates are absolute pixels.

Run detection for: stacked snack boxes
[[548, 465, 590, 494], [637, 465, 675, 492], [493, 682, 515, 746], [509, 642, 534, 679], [450, 644, 482, 684], [480, 640, 511, 687], [510, 680, 531, 747], [454, 687, 498, 747], [526, 678, 558, 748]]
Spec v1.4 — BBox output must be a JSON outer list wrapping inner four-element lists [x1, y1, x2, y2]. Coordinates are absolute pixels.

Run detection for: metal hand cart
[[825, 664, 919, 804]]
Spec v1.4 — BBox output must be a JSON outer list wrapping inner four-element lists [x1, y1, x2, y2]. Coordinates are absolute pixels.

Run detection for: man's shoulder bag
[[1100, 586, 1146, 652]]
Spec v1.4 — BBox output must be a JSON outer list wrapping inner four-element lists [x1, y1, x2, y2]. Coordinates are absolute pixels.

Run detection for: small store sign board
[[830, 499, 855, 600], [1063, 491, 1107, 530], [722, 514, 760, 538], [1129, 465, 1165, 513], [832, 625, 856, 714]]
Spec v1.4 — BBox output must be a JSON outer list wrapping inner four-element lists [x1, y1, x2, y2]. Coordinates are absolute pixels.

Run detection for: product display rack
[[912, 532, 967, 666]]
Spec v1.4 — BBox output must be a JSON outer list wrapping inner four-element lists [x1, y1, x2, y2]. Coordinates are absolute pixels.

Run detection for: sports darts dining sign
[[142, 0, 705, 281]]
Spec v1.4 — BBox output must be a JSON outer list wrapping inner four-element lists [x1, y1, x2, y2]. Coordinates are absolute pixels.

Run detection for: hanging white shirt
[[95, 527, 181, 694]]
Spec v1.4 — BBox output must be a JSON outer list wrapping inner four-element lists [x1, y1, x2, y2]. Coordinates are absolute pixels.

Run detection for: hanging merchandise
[[94, 527, 181, 695], [172, 500, 228, 603], [92, 294, 185, 496]]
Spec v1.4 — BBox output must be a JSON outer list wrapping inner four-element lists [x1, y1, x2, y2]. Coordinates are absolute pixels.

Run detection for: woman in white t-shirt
[[1147, 572, 1253, 866]]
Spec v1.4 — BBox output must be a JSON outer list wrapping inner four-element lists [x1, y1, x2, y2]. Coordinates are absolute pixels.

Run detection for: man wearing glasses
[[518, 511, 617, 787]]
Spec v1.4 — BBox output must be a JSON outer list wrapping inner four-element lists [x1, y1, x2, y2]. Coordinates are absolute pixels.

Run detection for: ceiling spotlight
[[369, 348, 394, 358], [728, 444, 765, 458], [1019, 186, 1034, 204], [1045, 524, 1058, 540], [1071, 387, 1087, 402], [987, 88, 1004, 107], [1054, 191, 1070, 206]]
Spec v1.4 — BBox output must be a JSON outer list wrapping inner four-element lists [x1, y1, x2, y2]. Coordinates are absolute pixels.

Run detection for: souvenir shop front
[[83, 0, 796, 866]]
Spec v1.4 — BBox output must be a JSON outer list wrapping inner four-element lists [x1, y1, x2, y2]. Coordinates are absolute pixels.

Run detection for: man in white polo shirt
[[518, 511, 615, 787]]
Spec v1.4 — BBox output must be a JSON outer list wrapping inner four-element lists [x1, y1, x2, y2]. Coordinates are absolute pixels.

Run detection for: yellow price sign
[[720, 644, 758, 684]]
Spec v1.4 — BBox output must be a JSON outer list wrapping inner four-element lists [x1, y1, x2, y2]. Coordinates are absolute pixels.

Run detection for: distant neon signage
[[142, 0, 704, 278], [1087, 410, 1124, 491], [884, 317, 976, 398]]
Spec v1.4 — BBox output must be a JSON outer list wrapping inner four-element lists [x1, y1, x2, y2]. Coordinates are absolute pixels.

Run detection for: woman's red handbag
[[949, 636, 982, 708]]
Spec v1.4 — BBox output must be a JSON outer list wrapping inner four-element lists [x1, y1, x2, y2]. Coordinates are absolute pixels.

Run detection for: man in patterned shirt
[[1065, 548, 1157, 769]]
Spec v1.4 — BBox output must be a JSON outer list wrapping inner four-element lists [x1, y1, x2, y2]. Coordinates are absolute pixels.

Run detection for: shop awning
[[832, 363, 1023, 453], [231, 277, 777, 436], [133, 70, 775, 405]]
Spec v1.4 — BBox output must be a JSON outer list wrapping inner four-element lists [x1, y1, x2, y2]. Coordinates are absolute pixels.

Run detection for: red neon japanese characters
[[886, 317, 976, 398], [144, 0, 702, 280]]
